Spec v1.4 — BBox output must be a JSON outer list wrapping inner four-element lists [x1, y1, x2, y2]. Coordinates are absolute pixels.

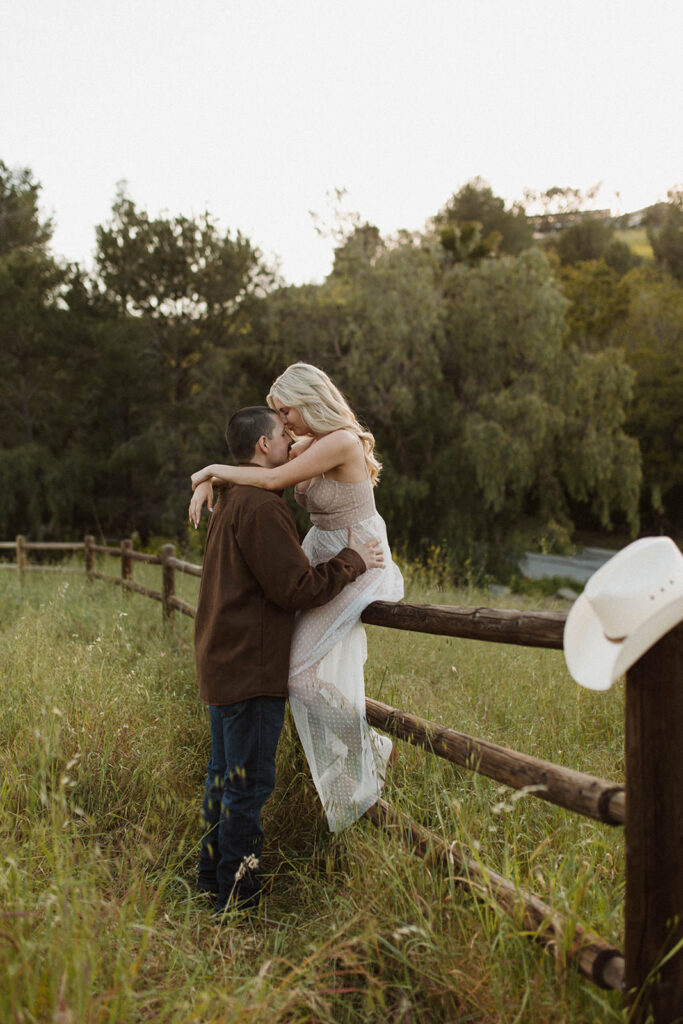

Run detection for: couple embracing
[[190, 363, 403, 915]]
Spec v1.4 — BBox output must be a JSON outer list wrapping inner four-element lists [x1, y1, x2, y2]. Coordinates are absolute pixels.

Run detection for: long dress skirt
[[287, 512, 404, 831]]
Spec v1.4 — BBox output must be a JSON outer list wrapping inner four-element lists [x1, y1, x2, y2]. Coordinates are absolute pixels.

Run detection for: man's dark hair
[[226, 406, 278, 463]]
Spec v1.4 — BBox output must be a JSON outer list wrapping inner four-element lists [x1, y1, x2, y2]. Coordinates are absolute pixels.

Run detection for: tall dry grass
[[0, 560, 626, 1022]]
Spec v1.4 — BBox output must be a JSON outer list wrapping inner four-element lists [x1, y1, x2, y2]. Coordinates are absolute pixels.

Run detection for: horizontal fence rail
[[365, 799, 626, 992], [3, 533, 681, 1019], [26, 541, 85, 551], [170, 556, 203, 578], [365, 698, 625, 825], [0, 540, 84, 551], [362, 600, 566, 649], [128, 550, 163, 565], [89, 571, 164, 604]]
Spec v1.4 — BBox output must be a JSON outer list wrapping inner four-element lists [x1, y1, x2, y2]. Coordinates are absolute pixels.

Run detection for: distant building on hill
[[619, 207, 650, 229], [530, 208, 612, 237]]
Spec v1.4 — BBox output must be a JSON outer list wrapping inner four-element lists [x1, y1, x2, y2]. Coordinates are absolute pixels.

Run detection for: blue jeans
[[197, 697, 286, 911]]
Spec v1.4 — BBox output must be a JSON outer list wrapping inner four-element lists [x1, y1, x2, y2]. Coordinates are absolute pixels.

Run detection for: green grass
[[613, 227, 653, 261], [0, 559, 627, 1022]]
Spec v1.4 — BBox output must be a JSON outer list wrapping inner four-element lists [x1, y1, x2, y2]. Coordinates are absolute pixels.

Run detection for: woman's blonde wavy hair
[[267, 363, 381, 485]]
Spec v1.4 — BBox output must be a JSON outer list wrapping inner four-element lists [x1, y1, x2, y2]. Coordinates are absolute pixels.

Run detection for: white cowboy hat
[[563, 536, 683, 691]]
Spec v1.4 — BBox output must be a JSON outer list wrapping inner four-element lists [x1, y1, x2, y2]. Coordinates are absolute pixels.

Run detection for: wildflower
[[234, 854, 260, 882]]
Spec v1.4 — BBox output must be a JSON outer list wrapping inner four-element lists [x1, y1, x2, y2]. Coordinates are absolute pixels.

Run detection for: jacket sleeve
[[236, 497, 366, 611]]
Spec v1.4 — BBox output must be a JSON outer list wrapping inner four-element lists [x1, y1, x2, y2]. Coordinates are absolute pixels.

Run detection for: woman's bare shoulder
[[325, 428, 360, 451], [316, 429, 366, 480], [311, 429, 361, 464]]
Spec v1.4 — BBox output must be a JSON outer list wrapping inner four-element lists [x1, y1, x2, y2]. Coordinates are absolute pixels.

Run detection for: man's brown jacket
[[194, 482, 365, 706]]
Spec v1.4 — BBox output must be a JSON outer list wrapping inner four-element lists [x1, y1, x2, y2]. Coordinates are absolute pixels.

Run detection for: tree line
[[1, 162, 681, 577]]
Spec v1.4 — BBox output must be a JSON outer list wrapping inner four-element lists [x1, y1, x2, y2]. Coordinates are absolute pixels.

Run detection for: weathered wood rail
[[364, 697, 625, 825], [362, 600, 566, 649], [364, 798, 626, 992], [2, 533, 681, 1020]]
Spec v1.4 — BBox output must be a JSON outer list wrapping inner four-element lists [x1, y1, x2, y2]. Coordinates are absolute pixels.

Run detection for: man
[[192, 406, 383, 915]]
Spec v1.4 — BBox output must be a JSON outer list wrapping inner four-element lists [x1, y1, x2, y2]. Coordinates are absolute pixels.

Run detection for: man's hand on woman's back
[[347, 529, 385, 570]]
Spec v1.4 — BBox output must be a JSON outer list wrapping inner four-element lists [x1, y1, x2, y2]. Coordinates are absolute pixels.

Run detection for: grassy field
[[613, 227, 653, 261], [0, 558, 628, 1022]]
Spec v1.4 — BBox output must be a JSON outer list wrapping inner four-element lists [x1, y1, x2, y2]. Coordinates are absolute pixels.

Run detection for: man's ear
[[256, 434, 269, 455]]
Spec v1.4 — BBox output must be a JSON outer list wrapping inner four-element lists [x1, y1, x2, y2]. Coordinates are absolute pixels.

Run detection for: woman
[[190, 363, 404, 831]]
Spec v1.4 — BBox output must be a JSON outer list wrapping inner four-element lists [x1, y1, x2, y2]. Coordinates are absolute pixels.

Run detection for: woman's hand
[[189, 481, 214, 528], [191, 466, 216, 491]]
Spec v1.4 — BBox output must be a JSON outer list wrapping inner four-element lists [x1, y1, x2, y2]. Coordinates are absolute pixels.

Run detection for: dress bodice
[[295, 475, 376, 530]]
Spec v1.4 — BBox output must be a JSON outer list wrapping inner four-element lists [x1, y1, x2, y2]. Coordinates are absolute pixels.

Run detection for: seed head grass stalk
[[0, 563, 625, 1021]]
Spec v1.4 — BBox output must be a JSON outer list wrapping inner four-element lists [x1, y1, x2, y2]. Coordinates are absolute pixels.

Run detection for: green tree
[[0, 162, 82, 538], [431, 219, 501, 267], [647, 189, 683, 282], [95, 186, 273, 404], [0, 248, 66, 447], [603, 238, 640, 276], [558, 259, 629, 350], [330, 222, 384, 276], [555, 217, 614, 265], [437, 249, 640, 564], [93, 186, 276, 536], [612, 267, 683, 530], [432, 178, 533, 257], [326, 239, 445, 543], [0, 161, 52, 255]]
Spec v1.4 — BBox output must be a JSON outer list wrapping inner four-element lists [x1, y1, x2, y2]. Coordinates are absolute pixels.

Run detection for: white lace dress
[[289, 472, 404, 831]]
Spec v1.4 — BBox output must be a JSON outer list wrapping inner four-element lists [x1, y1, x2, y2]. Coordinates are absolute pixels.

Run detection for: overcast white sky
[[2, 0, 681, 284]]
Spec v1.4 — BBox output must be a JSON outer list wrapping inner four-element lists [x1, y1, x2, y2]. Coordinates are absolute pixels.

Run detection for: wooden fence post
[[161, 544, 176, 623], [16, 535, 27, 583], [84, 535, 95, 580], [625, 623, 683, 1021], [121, 538, 133, 585]]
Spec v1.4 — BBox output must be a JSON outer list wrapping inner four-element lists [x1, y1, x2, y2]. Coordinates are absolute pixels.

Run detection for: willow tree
[[436, 248, 640, 568], [612, 267, 683, 531]]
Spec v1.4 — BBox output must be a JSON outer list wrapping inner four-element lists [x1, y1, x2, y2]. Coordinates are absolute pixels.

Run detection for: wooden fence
[[2, 535, 682, 1022]]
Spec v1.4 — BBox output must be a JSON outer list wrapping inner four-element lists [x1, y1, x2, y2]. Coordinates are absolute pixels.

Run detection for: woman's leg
[[288, 622, 392, 832]]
